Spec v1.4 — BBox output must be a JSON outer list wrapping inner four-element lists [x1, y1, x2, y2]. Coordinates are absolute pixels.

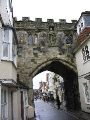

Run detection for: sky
[[33, 71, 51, 89], [12, 0, 90, 22], [12, 0, 90, 89]]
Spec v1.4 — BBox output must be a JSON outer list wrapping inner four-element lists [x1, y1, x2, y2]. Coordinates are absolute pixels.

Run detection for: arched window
[[28, 35, 33, 44]]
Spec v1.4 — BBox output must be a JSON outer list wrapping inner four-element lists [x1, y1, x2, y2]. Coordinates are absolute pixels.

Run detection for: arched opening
[[33, 71, 65, 110], [29, 59, 81, 111]]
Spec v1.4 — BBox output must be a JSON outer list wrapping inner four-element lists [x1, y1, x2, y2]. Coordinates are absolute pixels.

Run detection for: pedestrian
[[56, 95, 61, 109]]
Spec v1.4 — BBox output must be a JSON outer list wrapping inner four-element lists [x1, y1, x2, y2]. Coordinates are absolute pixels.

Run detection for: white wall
[[75, 37, 90, 113], [0, 0, 13, 25], [78, 77, 90, 113], [77, 17, 85, 35], [13, 90, 22, 120], [76, 38, 90, 76], [0, 61, 17, 81]]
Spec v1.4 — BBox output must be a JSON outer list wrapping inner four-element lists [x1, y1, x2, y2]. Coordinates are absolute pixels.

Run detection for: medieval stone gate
[[14, 17, 80, 110]]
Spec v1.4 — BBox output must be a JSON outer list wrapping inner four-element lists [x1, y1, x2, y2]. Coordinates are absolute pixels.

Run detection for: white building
[[75, 11, 90, 113], [0, 0, 29, 120], [46, 72, 54, 93], [46, 72, 64, 102]]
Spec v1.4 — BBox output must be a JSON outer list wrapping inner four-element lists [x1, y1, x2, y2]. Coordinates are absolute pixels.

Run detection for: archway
[[28, 59, 81, 110]]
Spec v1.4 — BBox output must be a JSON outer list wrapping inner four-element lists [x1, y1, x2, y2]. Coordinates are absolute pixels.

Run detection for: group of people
[[42, 94, 61, 109], [34, 91, 61, 109]]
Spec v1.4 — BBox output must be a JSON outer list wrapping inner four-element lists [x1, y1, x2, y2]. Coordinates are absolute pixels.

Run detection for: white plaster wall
[[75, 38, 90, 113], [75, 38, 90, 76], [0, 0, 13, 25], [77, 17, 85, 35], [0, 61, 17, 82], [78, 77, 90, 113], [13, 90, 22, 120]]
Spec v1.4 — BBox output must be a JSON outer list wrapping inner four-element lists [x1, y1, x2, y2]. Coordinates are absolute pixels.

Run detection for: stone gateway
[[14, 17, 80, 110]]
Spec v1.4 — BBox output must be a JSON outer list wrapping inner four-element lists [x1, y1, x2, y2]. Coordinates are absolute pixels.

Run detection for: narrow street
[[34, 99, 82, 120]]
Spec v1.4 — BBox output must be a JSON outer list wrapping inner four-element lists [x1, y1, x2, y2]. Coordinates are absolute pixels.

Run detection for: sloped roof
[[77, 27, 90, 44]]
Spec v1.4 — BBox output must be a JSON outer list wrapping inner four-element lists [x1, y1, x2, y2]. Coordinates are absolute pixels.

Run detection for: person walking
[[56, 95, 61, 109]]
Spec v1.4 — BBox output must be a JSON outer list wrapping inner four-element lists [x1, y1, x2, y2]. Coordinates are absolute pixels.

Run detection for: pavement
[[30, 100, 90, 120], [58, 101, 90, 120]]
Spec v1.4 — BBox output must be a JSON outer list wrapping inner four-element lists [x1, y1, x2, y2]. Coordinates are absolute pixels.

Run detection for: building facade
[[75, 11, 90, 113], [46, 72, 64, 102], [0, 0, 29, 120]]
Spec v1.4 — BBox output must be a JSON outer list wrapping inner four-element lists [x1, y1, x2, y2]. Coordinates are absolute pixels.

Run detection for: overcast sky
[[12, 0, 90, 22], [33, 71, 51, 89], [12, 0, 90, 89]]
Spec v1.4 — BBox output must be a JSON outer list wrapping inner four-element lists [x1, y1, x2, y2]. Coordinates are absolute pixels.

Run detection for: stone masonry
[[14, 17, 81, 110]]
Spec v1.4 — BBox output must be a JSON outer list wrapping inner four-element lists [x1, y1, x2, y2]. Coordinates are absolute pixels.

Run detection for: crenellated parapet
[[13, 17, 77, 31], [14, 17, 77, 23], [14, 16, 77, 56]]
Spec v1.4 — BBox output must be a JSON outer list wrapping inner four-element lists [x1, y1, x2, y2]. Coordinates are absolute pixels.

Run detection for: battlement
[[13, 17, 77, 23], [47, 19, 54, 23], [22, 17, 30, 21], [59, 19, 66, 23], [35, 18, 42, 22]]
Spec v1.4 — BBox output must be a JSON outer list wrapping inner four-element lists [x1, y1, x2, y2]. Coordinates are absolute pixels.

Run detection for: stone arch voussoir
[[29, 57, 77, 79]]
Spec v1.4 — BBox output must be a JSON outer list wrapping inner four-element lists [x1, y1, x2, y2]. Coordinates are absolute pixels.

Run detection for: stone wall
[[13, 18, 80, 110]]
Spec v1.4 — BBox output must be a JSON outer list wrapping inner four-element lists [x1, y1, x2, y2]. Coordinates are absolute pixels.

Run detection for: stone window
[[28, 35, 33, 45], [65, 34, 73, 44]]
